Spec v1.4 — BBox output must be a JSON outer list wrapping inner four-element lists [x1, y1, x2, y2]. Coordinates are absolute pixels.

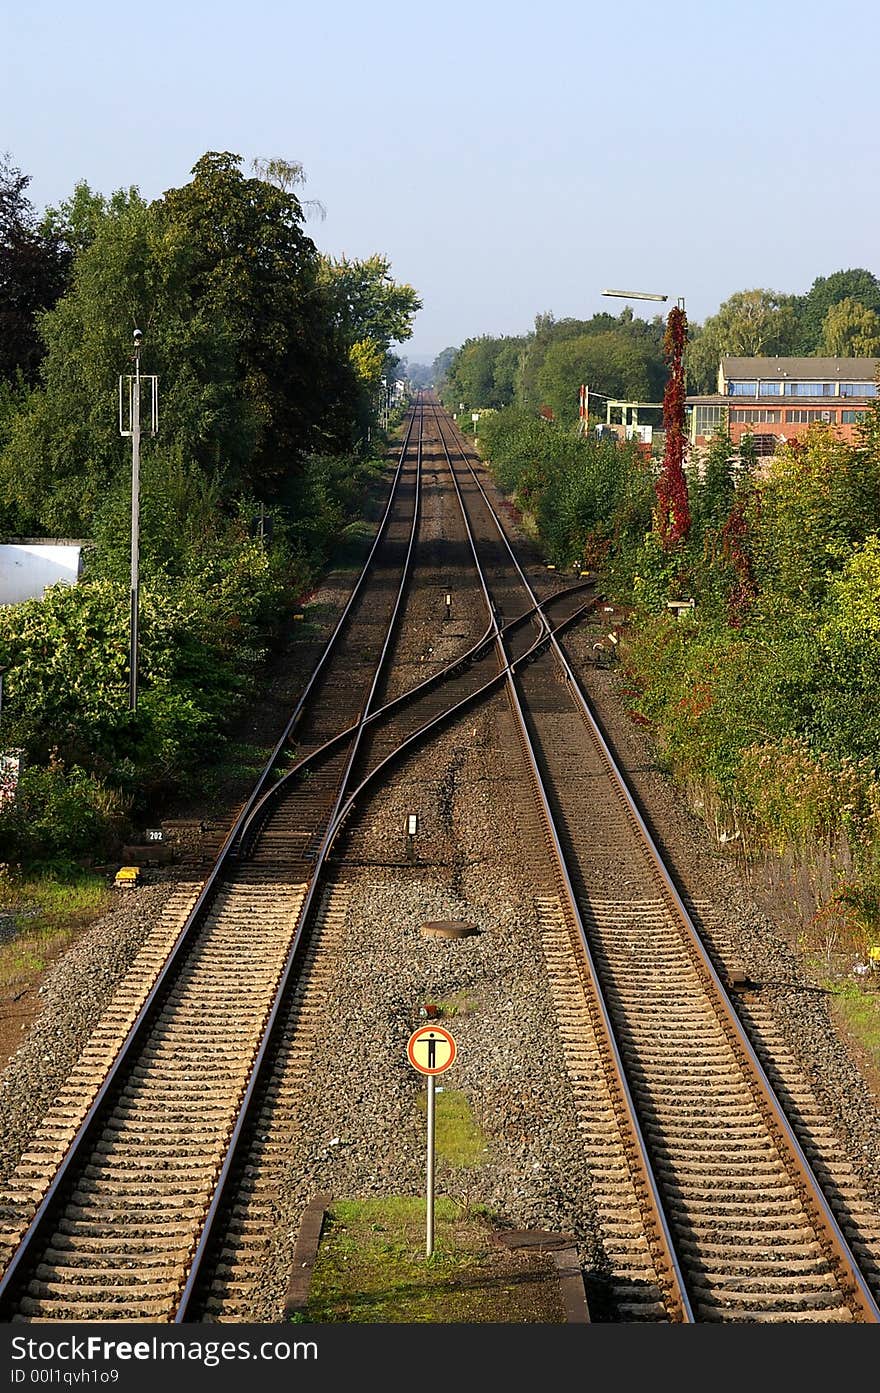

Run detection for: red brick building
[[687, 356, 879, 456]]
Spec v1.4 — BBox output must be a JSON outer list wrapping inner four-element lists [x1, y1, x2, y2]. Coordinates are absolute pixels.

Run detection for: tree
[[686, 290, 798, 393], [0, 152, 359, 533], [403, 359, 433, 389], [535, 332, 662, 426], [251, 156, 326, 223], [691, 420, 735, 534], [160, 152, 346, 478], [491, 338, 526, 405], [749, 427, 880, 606], [445, 336, 513, 408], [795, 269, 880, 353], [319, 253, 421, 388], [820, 298, 880, 357], [432, 347, 457, 393], [516, 310, 665, 410], [0, 154, 71, 384], [41, 181, 137, 258]]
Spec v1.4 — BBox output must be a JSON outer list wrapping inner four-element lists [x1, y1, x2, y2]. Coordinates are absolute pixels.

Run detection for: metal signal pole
[[129, 331, 142, 711], [119, 330, 158, 711]]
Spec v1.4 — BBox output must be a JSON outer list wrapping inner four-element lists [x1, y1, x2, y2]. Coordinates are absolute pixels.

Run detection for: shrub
[[0, 759, 130, 865]]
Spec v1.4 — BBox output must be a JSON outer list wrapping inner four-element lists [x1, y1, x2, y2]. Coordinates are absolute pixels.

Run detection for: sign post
[[119, 330, 158, 712], [407, 1025, 457, 1256]]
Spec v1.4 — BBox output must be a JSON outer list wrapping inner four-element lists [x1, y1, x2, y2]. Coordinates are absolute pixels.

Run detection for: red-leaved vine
[[656, 305, 691, 547]]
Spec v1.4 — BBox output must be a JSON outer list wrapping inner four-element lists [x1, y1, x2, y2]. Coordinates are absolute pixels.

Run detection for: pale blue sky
[[3, 0, 879, 361]]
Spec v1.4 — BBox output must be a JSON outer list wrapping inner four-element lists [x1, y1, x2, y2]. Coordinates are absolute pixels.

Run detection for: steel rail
[[326, 591, 601, 845], [556, 635, 880, 1322], [233, 586, 592, 859], [174, 400, 431, 1317], [428, 401, 694, 1321], [437, 400, 880, 1323], [175, 398, 602, 1318], [0, 405, 424, 1317]]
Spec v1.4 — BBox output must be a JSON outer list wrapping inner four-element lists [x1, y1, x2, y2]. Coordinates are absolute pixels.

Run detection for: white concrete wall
[[0, 545, 83, 605]]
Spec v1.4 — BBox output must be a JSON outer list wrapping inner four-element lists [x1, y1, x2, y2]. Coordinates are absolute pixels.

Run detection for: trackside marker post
[[407, 1025, 457, 1256]]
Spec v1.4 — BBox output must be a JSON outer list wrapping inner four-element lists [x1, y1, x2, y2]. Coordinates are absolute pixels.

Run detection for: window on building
[[783, 381, 836, 396], [728, 381, 757, 396], [695, 405, 726, 435], [785, 409, 840, 423], [840, 382, 878, 397], [841, 410, 867, 423], [732, 408, 779, 423], [758, 381, 783, 395]]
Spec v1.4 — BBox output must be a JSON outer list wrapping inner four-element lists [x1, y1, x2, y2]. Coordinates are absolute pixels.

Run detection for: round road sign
[[407, 1025, 457, 1075]]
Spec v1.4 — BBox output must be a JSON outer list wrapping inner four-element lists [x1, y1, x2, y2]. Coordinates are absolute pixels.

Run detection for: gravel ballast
[[1, 423, 878, 1324]]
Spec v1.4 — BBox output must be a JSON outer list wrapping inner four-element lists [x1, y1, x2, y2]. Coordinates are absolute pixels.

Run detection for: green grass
[[428, 989, 480, 1019], [304, 1197, 565, 1325], [197, 740, 277, 796], [330, 518, 384, 573], [416, 1088, 489, 1168], [0, 869, 112, 988], [828, 983, 880, 1079]]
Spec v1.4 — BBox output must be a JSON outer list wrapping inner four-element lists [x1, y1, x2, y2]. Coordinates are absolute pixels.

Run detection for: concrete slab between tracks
[[495, 1229, 591, 1323], [285, 1199, 590, 1323], [285, 1192, 333, 1318]]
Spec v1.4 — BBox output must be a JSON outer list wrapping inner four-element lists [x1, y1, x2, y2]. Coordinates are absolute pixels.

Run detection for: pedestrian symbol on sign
[[406, 1023, 457, 1258], [407, 1025, 456, 1075]]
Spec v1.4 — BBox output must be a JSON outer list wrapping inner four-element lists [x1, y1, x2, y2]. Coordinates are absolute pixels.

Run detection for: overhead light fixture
[[602, 289, 668, 302]]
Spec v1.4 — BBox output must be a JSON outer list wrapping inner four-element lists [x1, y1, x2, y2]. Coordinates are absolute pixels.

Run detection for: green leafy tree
[[794, 268, 880, 353], [687, 290, 799, 393], [536, 332, 662, 425], [431, 346, 457, 393], [491, 338, 526, 405], [820, 298, 880, 357], [0, 152, 359, 532], [809, 537, 880, 760], [41, 181, 137, 257], [691, 419, 735, 534], [319, 252, 421, 388], [0, 154, 71, 384], [444, 336, 512, 408], [748, 428, 880, 606]]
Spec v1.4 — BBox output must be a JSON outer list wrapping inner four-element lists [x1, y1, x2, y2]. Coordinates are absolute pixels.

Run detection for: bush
[[0, 759, 129, 865]]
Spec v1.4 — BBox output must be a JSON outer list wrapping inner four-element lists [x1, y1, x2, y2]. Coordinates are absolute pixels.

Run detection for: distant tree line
[[434, 268, 880, 421]]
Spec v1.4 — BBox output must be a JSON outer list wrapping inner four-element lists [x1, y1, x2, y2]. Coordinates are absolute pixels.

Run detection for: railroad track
[[0, 399, 596, 1322], [427, 402, 880, 1322], [0, 405, 432, 1320], [2, 393, 877, 1323]]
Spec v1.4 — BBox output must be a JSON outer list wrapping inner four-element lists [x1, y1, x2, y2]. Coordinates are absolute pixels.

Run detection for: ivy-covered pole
[[656, 302, 690, 547]]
